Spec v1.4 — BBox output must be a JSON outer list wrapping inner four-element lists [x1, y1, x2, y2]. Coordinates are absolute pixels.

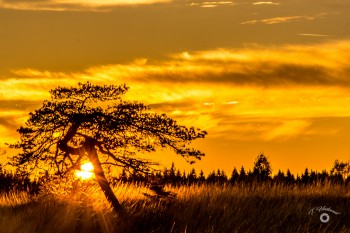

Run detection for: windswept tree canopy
[[9, 82, 207, 178]]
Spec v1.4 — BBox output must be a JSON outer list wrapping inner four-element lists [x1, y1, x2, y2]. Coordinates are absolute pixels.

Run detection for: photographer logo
[[308, 206, 340, 223]]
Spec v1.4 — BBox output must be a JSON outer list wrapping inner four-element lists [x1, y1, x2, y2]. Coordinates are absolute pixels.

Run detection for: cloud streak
[[187, 1, 234, 8], [72, 40, 350, 87], [299, 33, 330, 37], [253, 2, 280, 6], [0, 0, 171, 11], [241, 15, 315, 25], [241, 12, 334, 25], [2, 40, 350, 142]]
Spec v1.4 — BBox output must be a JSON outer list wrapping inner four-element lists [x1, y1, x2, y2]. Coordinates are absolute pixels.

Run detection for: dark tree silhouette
[[168, 162, 176, 184], [216, 169, 228, 184], [252, 153, 272, 181], [187, 168, 197, 184], [229, 167, 239, 184], [273, 170, 285, 184], [301, 168, 310, 184], [331, 159, 350, 180], [207, 170, 217, 183], [238, 166, 246, 183], [285, 169, 295, 184], [9, 82, 207, 215], [198, 169, 206, 183]]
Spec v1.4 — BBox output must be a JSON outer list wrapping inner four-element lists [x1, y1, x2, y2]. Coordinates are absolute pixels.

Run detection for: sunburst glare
[[75, 162, 94, 180]]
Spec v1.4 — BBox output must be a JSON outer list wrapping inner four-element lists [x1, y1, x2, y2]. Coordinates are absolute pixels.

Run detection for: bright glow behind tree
[[76, 162, 94, 180]]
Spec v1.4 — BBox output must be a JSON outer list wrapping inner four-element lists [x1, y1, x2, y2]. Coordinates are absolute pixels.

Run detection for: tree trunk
[[87, 145, 124, 215]]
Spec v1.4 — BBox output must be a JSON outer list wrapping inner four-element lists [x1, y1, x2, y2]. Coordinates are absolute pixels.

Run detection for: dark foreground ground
[[0, 183, 349, 233]]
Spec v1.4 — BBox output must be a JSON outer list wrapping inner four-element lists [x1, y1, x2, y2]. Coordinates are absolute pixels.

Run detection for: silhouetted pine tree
[[330, 160, 349, 183], [182, 170, 187, 184], [252, 153, 272, 182], [216, 169, 228, 184], [175, 169, 183, 185], [301, 168, 310, 185], [309, 170, 318, 185], [285, 169, 295, 184], [273, 170, 285, 184], [168, 163, 176, 185], [187, 168, 197, 184], [230, 167, 239, 185], [207, 170, 217, 184], [317, 170, 329, 184], [238, 166, 246, 183], [198, 170, 206, 184], [162, 167, 169, 183]]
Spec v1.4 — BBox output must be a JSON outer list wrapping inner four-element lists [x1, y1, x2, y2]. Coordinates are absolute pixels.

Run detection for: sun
[[75, 162, 94, 180]]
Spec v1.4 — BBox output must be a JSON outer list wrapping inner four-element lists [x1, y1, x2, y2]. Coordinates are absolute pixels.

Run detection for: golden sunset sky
[[1, 0, 350, 175]]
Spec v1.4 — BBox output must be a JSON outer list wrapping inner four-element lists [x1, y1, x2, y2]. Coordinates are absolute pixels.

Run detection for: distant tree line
[[0, 153, 349, 194], [112, 154, 350, 187], [0, 165, 40, 194]]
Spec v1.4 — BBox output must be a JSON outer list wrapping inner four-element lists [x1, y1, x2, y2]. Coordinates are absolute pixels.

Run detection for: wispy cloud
[[253, 2, 280, 6], [9, 41, 350, 88], [242, 15, 316, 25], [0, 0, 171, 11], [241, 12, 335, 25], [187, 1, 234, 8], [5, 41, 350, 91], [299, 33, 331, 37], [2, 40, 350, 142]]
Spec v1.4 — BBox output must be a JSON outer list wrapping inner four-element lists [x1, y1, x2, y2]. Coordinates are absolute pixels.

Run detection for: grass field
[[0, 182, 349, 233]]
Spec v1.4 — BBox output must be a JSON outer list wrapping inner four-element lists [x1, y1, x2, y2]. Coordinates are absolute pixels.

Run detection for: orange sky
[[1, 0, 350, 175]]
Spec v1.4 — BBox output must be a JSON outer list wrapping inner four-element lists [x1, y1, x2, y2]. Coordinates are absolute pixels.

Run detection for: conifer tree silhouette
[[9, 82, 206, 214]]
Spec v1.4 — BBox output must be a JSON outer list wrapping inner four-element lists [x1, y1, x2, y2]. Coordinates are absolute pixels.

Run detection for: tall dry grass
[[0, 182, 349, 233]]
